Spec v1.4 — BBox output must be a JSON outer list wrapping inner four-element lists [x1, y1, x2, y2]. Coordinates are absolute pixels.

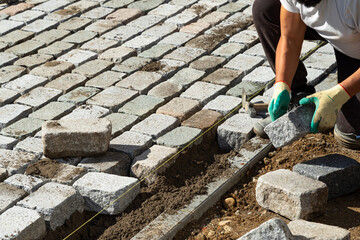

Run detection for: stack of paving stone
[[240, 153, 360, 239], [0, 0, 338, 237]]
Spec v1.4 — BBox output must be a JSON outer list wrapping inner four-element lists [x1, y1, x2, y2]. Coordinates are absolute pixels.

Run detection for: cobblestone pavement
[[0, 0, 337, 238]]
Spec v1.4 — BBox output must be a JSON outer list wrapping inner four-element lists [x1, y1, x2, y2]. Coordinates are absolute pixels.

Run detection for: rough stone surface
[[264, 104, 316, 148], [180, 81, 227, 105], [21, 19, 58, 34], [14, 54, 53, 69], [45, 73, 87, 93], [79, 152, 131, 176], [80, 37, 119, 53], [217, 113, 261, 151], [105, 8, 142, 24], [131, 144, 178, 185], [242, 66, 275, 86], [159, 32, 195, 47], [0, 135, 18, 150], [0, 206, 46, 240], [167, 67, 205, 88], [0, 104, 31, 130], [304, 52, 337, 72], [118, 95, 164, 119], [147, 81, 182, 101], [61, 105, 110, 120], [142, 23, 177, 39], [1, 118, 44, 140], [14, 87, 62, 110], [72, 59, 114, 79], [202, 68, 243, 87], [0, 30, 33, 47], [116, 71, 162, 94], [62, 30, 97, 45], [288, 220, 350, 240], [112, 57, 152, 74], [105, 113, 139, 137], [42, 118, 112, 158], [57, 17, 92, 32], [102, 25, 142, 44], [226, 81, 264, 98], [99, 46, 136, 63], [130, 113, 179, 140], [110, 131, 153, 158], [14, 137, 43, 158], [212, 42, 246, 59], [164, 46, 206, 63], [238, 218, 294, 240], [0, 52, 18, 67], [17, 182, 84, 230], [85, 19, 119, 35], [58, 86, 100, 105], [224, 54, 264, 73], [256, 169, 328, 220], [38, 41, 74, 58], [156, 126, 202, 148], [58, 49, 98, 67], [203, 95, 242, 116], [0, 65, 26, 86], [0, 182, 27, 214], [0, 20, 24, 35], [28, 102, 75, 120], [85, 71, 126, 89], [2, 74, 48, 94], [182, 109, 223, 130], [180, 21, 210, 35], [4, 174, 44, 193], [165, 9, 198, 26], [73, 172, 139, 215], [30, 60, 75, 80], [128, 14, 165, 30], [156, 97, 201, 122], [293, 154, 360, 199]]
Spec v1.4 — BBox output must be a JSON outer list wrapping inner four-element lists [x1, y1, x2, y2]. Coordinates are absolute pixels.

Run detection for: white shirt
[[280, 0, 360, 59]]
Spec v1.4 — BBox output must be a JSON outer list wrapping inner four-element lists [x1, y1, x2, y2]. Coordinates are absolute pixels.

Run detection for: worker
[[252, 0, 360, 149]]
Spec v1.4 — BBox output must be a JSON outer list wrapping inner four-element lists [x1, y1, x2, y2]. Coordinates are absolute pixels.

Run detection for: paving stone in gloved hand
[[299, 84, 351, 133], [268, 81, 291, 121]]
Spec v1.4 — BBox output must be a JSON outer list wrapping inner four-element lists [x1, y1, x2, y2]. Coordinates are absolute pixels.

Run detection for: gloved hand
[[268, 81, 291, 121], [299, 84, 351, 133]]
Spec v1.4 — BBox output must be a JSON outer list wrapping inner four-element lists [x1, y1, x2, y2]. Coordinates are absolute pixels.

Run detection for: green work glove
[[268, 81, 291, 121], [299, 84, 351, 133]]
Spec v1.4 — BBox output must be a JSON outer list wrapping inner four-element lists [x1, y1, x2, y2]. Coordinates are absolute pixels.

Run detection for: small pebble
[[224, 197, 235, 209], [218, 220, 231, 226], [223, 225, 233, 234]]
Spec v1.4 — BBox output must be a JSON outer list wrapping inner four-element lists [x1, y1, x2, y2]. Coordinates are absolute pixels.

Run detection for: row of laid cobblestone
[[0, 0, 338, 237]]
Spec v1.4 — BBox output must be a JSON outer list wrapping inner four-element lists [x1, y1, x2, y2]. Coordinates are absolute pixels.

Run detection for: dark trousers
[[252, 0, 360, 134]]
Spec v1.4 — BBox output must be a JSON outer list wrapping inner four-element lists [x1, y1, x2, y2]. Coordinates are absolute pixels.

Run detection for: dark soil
[[176, 133, 360, 240], [26, 158, 61, 179], [141, 61, 166, 72]]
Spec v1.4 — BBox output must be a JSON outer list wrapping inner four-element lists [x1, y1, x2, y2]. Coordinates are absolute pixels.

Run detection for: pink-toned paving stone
[[180, 21, 211, 35], [105, 8, 142, 24], [30, 60, 75, 80], [0, 3, 34, 16], [156, 97, 201, 122]]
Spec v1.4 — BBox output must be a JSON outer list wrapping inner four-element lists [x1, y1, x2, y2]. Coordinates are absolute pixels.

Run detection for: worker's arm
[[268, 6, 307, 121]]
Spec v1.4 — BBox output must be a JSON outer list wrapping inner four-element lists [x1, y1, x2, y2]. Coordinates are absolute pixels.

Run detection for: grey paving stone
[[288, 220, 350, 240], [38, 41, 75, 57], [180, 81, 226, 105], [44, 8, 81, 23], [79, 152, 131, 176], [128, 14, 165, 30], [164, 9, 198, 26], [33, 0, 72, 13], [2, 74, 48, 94], [316, 43, 335, 55], [30, 60, 75, 80], [0, 167, 7, 181], [0, 65, 26, 86], [202, 68, 243, 87], [57, 17, 92, 32], [0, 19, 24, 35], [73, 172, 139, 215], [170, 0, 198, 7], [84, 19, 119, 35], [80, 37, 118, 53], [72, 59, 114, 78], [0, 183, 27, 214], [203, 95, 242, 116], [57, 49, 97, 67], [81, 6, 114, 19], [99, 46, 136, 63], [0, 149, 38, 175], [111, 55, 155, 74], [198, 11, 229, 26], [105, 8, 142, 24], [0, 41, 7, 51], [156, 126, 202, 148], [128, 0, 163, 11], [148, 3, 184, 17], [188, 2, 216, 17], [226, 81, 264, 98], [86, 86, 138, 111], [32, 29, 70, 45], [0, 30, 33, 47], [228, 29, 259, 47], [158, 32, 195, 47], [29, 102, 75, 121], [0, 88, 19, 107], [131, 144, 178, 185], [17, 182, 84, 230], [0, 135, 18, 149], [22, 19, 58, 34], [58, 86, 100, 105], [242, 66, 275, 86], [4, 174, 44, 193], [315, 73, 337, 92], [217, 113, 261, 150], [164, 46, 206, 63], [45, 73, 87, 93], [130, 113, 179, 140], [199, 0, 229, 6], [142, 23, 178, 39], [14, 54, 53, 70], [116, 71, 162, 94], [102, 0, 134, 8], [293, 154, 360, 199], [0, 52, 18, 67], [0, 206, 46, 240], [143, 58, 185, 77], [14, 137, 43, 158], [189, 55, 225, 73], [138, 44, 176, 60], [243, 42, 266, 58], [101, 26, 143, 44], [185, 32, 228, 52], [9, 9, 46, 24], [306, 67, 326, 86], [0, 104, 31, 130], [110, 131, 153, 158], [224, 54, 264, 74], [168, 67, 205, 88], [147, 81, 182, 101], [299, 40, 319, 58], [264, 105, 315, 148], [64, 0, 99, 14], [212, 42, 246, 59], [85, 71, 126, 89], [256, 169, 328, 220], [218, 2, 248, 13], [42, 118, 111, 158], [105, 112, 139, 137], [118, 95, 164, 119], [122, 35, 160, 52], [0, 13, 8, 21], [62, 30, 97, 45], [238, 218, 294, 240], [304, 52, 337, 72], [156, 97, 201, 122], [61, 104, 110, 119]]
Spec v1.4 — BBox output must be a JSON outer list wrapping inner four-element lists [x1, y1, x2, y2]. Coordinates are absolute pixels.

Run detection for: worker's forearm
[[275, 36, 303, 89], [340, 67, 360, 97]]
